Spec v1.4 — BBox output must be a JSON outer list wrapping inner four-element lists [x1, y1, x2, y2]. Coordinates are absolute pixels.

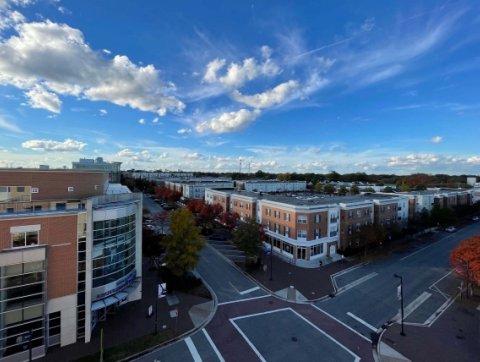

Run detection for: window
[[315, 214, 321, 223], [56, 203, 66, 210], [310, 244, 323, 256], [31, 187, 39, 193], [297, 215, 307, 224], [0, 186, 8, 192], [12, 231, 39, 248], [48, 312, 61, 337], [284, 226, 290, 237], [17, 186, 25, 192], [68, 186, 74, 192], [297, 229, 307, 238]]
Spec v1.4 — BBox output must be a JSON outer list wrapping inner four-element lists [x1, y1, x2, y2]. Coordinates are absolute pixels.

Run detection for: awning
[[91, 291, 130, 311]]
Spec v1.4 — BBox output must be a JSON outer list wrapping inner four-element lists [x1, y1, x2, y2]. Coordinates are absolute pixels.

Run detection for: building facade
[[72, 158, 122, 183], [230, 192, 259, 221], [0, 169, 142, 361], [204, 188, 233, 213], [236, 180, 307, 193]]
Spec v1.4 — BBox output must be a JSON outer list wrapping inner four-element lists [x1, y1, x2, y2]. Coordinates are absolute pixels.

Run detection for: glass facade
[[92, 214, 136, 289], [0, 260, 45, 358]]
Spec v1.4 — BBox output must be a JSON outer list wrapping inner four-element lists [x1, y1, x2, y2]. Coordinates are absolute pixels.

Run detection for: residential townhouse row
[[0, 169, 142, 361], [205, 188, 409, 267]]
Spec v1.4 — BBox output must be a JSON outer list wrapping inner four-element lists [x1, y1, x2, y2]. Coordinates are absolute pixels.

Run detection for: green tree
[[323, 184, 335, 195], [277, 173, 292, 181], [162, 208, 205, 276], [430, 205, 457, 227], [399, 182, 410, 192], [314, 181, 324, 193], [364, 187, 375, 193], [338, 186, 348, 196], [233, 219, 263, 260], [383, 186, 395, 193]]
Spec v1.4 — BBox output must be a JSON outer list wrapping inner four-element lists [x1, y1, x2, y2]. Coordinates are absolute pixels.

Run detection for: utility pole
[[394, 274, 406, 336]]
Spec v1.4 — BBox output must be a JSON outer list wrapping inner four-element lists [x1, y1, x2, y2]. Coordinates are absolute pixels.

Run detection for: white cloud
[[431, 135, 443, 143], [177, 128, 192, 135], [22, 138, 86, 152], [0, 20, 184, 115], [138, 118, 145, 125], [203, 55, 280, 88], [0, 9, 24, 30], [231, 80, 299, 109], [467, 156, 480, 164], [0, 115, 22, 133], [152, 117, 159, 123], [25, 84, 61, 113], [116, 148, 152, 162], [386, 153, 461, 167], [196, 109, 261, 134], [99, 109, 107, 116], [184, 152, 204, 160]]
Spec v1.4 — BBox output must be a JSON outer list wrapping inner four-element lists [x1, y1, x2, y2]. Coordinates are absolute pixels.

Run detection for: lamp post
[[269, 237, 273, 281], [394, 274, 406, 336]]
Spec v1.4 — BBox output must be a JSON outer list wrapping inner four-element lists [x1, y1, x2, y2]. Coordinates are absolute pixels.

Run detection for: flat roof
[[260, 193, 402, 206], [0, 168, 107, 174]]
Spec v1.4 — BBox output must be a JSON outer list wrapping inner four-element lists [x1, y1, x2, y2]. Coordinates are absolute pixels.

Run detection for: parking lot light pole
[[394, 273, 406, 336]]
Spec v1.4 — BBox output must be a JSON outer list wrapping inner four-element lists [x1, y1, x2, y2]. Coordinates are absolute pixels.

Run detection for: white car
[[445, 226, 456, 233]]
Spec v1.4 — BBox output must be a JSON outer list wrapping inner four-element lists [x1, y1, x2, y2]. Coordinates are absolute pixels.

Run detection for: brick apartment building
[[204, 188, 234, 213], [0, 169, 142, 361]]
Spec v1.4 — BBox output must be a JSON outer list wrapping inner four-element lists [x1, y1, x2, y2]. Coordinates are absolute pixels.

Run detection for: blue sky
[[0, 0, 479, 174]]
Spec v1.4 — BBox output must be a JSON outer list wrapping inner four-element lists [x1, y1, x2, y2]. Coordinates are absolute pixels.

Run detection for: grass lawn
[[76, 330, 173, 362]]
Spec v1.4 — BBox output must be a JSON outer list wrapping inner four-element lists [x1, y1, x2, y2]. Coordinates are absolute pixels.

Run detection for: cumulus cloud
[[22, 138, 86, 152], [231, 80, 299, 109], [0, 20, 184, 115], [203, 55, 280, 88], [138, 118, 145, 125], [431, 135, 443, 143], [25, 84, 61, 113], [116, 148, 152, 162], [99, 109, 107, 116], [195, 109, 261, 134], [467, 156, 480, 164], [184, 152, 204, 160], [387, 153, 461, 167]]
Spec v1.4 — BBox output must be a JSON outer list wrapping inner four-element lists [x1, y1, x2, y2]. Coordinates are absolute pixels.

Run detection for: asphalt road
[[316, 222, 480, 338]]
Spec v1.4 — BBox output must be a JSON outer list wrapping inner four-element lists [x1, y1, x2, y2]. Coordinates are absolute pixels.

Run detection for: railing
[[0, 194, 32, 203]]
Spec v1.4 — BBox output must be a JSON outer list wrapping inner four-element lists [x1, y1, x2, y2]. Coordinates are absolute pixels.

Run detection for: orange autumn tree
[[450, 236, 480, 293]]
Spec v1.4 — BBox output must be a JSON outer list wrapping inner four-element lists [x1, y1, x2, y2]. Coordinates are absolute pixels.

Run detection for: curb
[[121, 270, 219, 361]]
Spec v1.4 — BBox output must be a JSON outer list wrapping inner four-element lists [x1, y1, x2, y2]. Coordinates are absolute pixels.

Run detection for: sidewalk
[[246, 254, 357, 300], [380, 296, 480, 362], [44, 259, 213, 361]]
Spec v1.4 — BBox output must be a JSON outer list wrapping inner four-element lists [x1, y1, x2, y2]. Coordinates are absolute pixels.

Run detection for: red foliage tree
[[450, 236, 480, 290], [219, 211, 239, 230], [186, 199, 205, 214]]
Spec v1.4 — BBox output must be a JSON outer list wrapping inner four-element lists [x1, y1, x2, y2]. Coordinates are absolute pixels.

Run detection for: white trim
[[346, 312, 377, 332], [336, 272, 378, 295], [10, 224, 41, 233], [396, 292, 431, 321], [202, 329, 225, 362], [185, 336, 202, 362]]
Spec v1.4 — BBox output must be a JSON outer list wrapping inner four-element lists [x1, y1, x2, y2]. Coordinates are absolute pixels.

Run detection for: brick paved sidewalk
[[246, 254, 357, 300], [380, 296, 480, 362]]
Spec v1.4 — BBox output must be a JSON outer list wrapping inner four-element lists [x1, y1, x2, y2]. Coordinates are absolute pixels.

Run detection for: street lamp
[[394, 274, 406, 336], [269, 237, 273, 281]]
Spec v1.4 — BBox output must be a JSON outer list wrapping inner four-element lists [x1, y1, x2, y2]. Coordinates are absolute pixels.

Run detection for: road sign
[[158, 283, 167, 298], [397, 285, 402, 301]]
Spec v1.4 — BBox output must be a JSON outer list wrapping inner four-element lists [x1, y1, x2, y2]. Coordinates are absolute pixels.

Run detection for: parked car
[[472, 216, 479, 222], [445, 226, 456, 233]]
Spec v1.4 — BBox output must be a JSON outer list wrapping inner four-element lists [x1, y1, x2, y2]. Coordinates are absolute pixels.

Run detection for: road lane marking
[[202, 329, 225, 362], [336, 272, 378, 294], [185, 337, 202, 362], [424, 295, 457, 326], [230, 308, 360, 362], [218, 294, 270, 306], [311, 304, 371, 342], [239, 286, 260, 295], [400, 234, 455, 261], [346, 312, 377, 332], [397, 292, 431, 321]]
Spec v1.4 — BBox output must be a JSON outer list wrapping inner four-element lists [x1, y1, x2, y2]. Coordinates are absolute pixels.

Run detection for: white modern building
[[236, 180, 307, 193]]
